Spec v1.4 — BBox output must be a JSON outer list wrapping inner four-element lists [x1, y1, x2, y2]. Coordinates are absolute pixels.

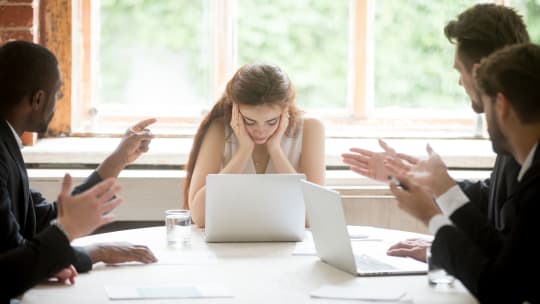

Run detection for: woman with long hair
[[184, 62, 325, 227]]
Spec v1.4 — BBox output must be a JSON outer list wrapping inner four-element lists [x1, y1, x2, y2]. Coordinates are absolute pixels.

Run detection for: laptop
[[205, 174, 306, 242], [300, 180, 427, 276]]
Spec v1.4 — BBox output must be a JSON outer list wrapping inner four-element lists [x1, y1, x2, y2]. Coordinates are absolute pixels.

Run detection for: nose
[[458, 77, 463, 87]]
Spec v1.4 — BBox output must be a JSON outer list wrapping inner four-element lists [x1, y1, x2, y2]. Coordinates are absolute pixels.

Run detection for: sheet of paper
[[105, 284, 233, 300], [310, 284, 408, 302]]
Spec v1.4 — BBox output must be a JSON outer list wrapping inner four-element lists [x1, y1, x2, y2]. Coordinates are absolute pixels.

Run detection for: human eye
[[243, 118, 256, 126], [266, 119, 278, 126]]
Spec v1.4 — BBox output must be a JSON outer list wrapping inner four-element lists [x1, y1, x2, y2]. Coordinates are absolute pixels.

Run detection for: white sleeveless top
[[222, 118, 304, 173]]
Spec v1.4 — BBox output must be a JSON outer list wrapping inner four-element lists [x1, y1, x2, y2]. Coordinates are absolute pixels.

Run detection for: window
[[373, 0, 482, 117], [65, 0, 510, 137], [237, 0, 349, 111], [508, 0, 540, 43]]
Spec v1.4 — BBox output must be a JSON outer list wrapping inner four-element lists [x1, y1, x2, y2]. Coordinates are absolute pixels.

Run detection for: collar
[[5, 120, 23, 150], [517, 142, 538, 182]]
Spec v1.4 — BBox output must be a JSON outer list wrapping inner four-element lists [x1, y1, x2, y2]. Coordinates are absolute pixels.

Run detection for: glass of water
[[165, 209, 191, 246], [426, 246, 454, 286]]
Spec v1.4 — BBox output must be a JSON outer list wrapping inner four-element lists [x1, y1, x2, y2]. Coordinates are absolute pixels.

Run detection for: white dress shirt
[[5, 120, 23, 150], [428, 143, 537, 235]]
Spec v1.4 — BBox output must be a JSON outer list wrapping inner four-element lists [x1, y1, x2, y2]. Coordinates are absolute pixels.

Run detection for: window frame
[[46, 0, 509, 138]]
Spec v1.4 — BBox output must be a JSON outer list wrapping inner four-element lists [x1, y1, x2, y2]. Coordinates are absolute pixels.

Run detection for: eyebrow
[[240, 113, 280, 123]]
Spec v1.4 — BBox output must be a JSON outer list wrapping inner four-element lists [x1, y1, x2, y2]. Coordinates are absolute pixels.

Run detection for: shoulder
[[302, 117, 325, 138], [200, 117, 226, 147]]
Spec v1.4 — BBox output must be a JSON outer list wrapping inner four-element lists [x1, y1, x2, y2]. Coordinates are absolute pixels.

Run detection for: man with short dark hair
[[1, 174, 123, 302], [391, 42, 540, 303], [0, 40, 157, 282], [342, 3, 528, 261]]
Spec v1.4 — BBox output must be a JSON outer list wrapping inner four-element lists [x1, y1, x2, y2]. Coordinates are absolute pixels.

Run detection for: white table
[[20, 226, 477, 303]]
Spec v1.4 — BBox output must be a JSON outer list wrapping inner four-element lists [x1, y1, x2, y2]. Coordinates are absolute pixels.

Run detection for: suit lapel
[[0, 121, 30, 213]]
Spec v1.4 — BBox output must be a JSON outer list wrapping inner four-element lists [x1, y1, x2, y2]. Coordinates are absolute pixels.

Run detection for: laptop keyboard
[[354, 254, 397, 272]]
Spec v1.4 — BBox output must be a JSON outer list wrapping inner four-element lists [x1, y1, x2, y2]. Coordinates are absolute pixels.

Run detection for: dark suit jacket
[[0, 120, 102, 272], [0, 225, 76, 303], [457, 154, 520, 231], [451, 154, 521, 250], [432, 144, 540, 303]]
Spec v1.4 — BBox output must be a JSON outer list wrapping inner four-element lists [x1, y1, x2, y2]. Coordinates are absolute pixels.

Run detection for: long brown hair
[[183, 62, 300, 208]]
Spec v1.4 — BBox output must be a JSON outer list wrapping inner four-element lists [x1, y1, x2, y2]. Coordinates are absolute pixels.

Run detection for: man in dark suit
[[391, 43, 540, 303], [1, 174, 122, 303], [0, 41, 157, 282], [341, 3, 527, 262]]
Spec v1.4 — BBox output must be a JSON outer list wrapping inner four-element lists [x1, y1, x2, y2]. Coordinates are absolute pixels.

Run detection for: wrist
[[422, 209, 442, 227], [98, 154, 125, 178], [268, 145, 284, 159], [85, 244, 104, 263], [53, 218, 75, 241], [433, 173, 456, 197]]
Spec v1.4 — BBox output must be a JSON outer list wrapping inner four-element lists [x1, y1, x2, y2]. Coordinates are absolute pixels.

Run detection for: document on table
[[105, 284, 233, 300], [310, 284, 409, 302]]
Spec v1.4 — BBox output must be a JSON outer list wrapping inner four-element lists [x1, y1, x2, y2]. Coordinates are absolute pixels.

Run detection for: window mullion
[[210, 0, 237, 104]]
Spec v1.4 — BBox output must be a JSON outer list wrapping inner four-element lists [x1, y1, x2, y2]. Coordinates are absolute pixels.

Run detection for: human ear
[[30, 90, 46, 110], [495, 92, 511, 122]]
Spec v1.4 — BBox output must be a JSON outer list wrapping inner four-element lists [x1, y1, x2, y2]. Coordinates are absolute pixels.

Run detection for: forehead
[[238, 104, 282, 121]]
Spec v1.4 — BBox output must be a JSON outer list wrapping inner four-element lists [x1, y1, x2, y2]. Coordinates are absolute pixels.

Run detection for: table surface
[[20, 226, 477, 304]]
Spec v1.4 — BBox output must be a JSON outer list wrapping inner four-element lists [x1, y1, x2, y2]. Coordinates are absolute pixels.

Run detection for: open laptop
[[300, 180, 427, 276], [205, 174, 306, 242]]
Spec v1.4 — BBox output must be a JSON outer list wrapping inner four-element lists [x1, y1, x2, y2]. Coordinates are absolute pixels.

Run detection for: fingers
[[378, 139, 396, 156], [349, 147, 374, 157], [426, 143, 435, 155], [342, 153, 370, 167], [384, 157, 412, 174], [133, 245, 158, 263], [131, 118, 157, 132], [57, 173, 73, 217], [86, 178, 118, 200], [99, 196, 123, 215], [396, 153, 419, 165], [96, 182, 122, 203], [68, 265, 78, 285]]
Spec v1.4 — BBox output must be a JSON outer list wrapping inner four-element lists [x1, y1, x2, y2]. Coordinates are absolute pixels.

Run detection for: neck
[[506, 124, 540, 165]]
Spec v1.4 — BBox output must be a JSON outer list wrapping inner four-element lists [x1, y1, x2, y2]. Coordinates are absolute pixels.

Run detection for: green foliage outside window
[[236, 0, 349, 110], [97, 0, 538, 115]]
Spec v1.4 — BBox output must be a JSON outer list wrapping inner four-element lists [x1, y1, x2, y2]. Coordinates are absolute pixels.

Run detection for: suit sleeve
[[457, 178, 490, 214], [32, 170, 103, 232], [0, 162, 27, 252], [0, 225, 76, 302], [431, 185, 539, 303], [30, 171, 103, 273]]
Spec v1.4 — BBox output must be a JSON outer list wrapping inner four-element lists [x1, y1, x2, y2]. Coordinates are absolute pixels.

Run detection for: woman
[[184, 62, 325, 227]]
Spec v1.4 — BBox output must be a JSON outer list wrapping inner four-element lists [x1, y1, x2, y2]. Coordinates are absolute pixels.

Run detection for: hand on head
[[56, 174, 123, 241], [230, 103, 255, 151], [266, 107, 289, 154], [342, 139, 418, 182]]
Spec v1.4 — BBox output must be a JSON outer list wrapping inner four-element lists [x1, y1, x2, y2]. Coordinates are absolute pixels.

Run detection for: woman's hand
[[267, 108, 289, 155], [230, 103, 255, 152]]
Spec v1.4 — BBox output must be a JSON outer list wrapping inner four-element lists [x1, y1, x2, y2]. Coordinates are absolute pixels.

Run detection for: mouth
[[253, 137, 267, 143]]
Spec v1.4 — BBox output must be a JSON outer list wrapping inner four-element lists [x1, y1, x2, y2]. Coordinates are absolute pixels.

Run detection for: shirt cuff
[[428, 214, 452, 235], [435, 184, 470, 216]]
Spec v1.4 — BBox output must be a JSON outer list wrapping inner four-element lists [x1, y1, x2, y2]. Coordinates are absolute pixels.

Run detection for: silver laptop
[[205, 174, 306, 242], [301, 180, 427, 276]]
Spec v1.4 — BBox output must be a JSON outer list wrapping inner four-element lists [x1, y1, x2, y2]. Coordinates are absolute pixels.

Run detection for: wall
[[0, 0, 35, 42], [29, 169, 429, 234]]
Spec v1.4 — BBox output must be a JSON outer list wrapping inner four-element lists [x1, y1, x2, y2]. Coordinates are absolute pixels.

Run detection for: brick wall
[[0, 0, 36, 43]]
